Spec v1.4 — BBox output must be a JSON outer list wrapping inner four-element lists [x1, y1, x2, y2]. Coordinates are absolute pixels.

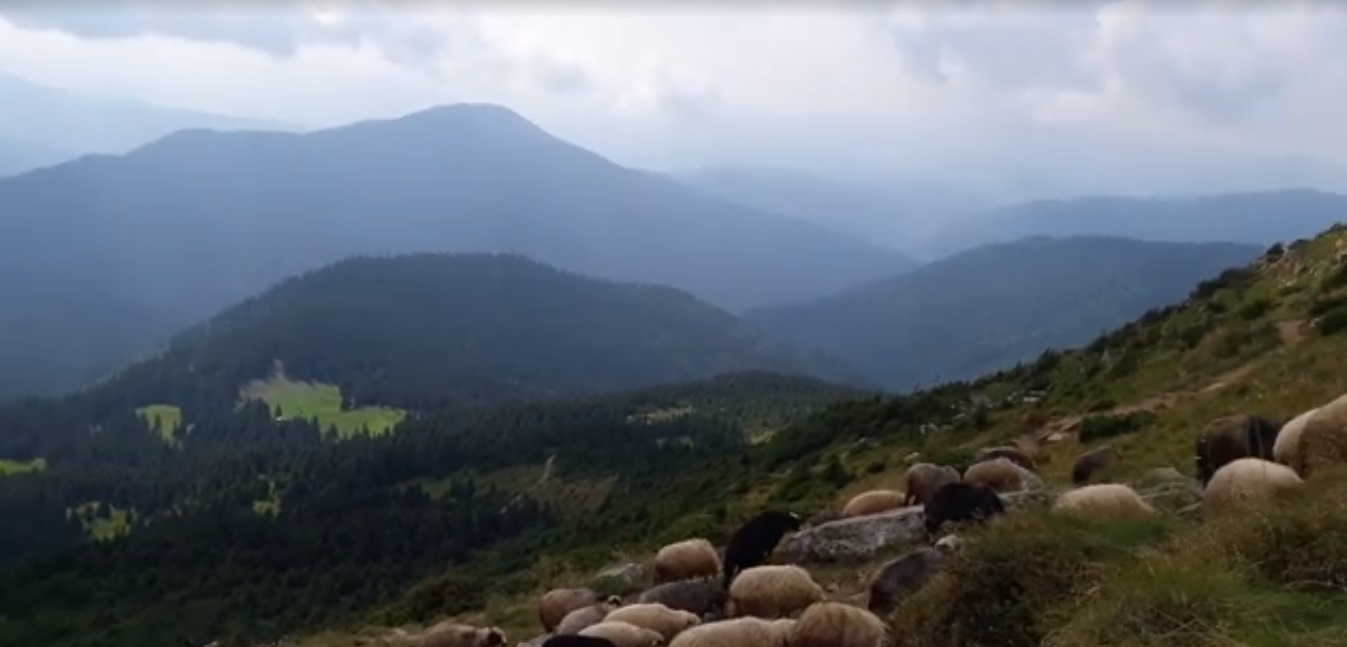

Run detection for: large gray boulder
[[778, 490, 1054, 564]]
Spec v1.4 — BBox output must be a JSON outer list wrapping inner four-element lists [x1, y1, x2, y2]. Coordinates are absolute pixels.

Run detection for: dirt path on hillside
[[1024, 319, 1311, 448]]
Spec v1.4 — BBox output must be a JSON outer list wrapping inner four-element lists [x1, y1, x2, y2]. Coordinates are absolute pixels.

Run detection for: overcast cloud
[[0, 1, 1344, 197]]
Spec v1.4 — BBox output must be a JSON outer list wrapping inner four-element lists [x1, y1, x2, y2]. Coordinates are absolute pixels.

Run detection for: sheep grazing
[[1194, 414, 1281, 485], [866, 547, 946, 615], [1292, 392, 1347, 476], [902, 463, 961, 507], [604, 603, 700, 641], [637, 578, 727, 620], [556, 598, 623, 636], [841, 489, 907, 518], [726, 564, 824, 620], [788, 601, 888, 647], [578, 621, 665, 647], [1052, 483, 1155, 520], [542, 637, 619, 647], [1203, 457, 1305, 514], [1071, 446, 1118, 485], [962, 458, 1043, 493], [418, 622, 507, 647], [720, 510, 802, 589], [1273, 407, 1319, 466], [973, 446, 1037, 471], [923, 482, 1006, 537], [652, 538, 722, 585], [667, 617, 795, 647]]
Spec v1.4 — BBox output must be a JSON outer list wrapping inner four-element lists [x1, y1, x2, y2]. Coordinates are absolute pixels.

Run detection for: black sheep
[[923, 482, 1005, 537], [542, 636, 619, 647], [1195, 414, 1281, 486], [720, 510, 802, 589]]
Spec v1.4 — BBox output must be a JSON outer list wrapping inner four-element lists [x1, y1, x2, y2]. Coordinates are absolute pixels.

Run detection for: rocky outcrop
[[592, 562, 649, 595], [780, 490, 1053, 564]]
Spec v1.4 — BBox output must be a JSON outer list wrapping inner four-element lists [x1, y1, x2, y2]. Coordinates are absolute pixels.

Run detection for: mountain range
[[677, 165, 993, 258], [922, 189, 1347, 259], [746, 236, 1264, 391], [0, 70, 294, 165], [0, 102, 908, 401]]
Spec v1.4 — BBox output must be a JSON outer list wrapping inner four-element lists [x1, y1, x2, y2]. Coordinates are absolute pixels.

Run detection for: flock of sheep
[[390, 389, 1347, 647]]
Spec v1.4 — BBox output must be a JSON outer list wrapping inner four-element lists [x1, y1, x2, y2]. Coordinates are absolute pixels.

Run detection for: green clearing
[[252, 476, 284, 517], [239, 376, 406, 438], [66, 501, 133, 542], [135, 404, 183, 443], [0, 457, 46, 475]]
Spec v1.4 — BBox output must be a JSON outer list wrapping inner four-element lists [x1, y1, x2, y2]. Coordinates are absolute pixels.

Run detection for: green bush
[[1315, 305, 1347, 336], [1078, 411, 1156, 444]]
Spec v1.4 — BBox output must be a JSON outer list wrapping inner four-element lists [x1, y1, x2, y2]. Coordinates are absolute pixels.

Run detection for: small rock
[[593, 562, 649, 593]]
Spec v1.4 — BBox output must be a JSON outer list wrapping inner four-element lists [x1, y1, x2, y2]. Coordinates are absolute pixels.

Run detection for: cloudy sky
[[0, 1, 1344, 194]]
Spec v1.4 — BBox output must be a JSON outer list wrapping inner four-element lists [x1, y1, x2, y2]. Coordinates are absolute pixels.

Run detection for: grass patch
[[136, 404, 183, 444], [66, 501, 133, 542], [0, 457, 46, 475], [240, 376, 406, 438], [253, 476, 284, 517]]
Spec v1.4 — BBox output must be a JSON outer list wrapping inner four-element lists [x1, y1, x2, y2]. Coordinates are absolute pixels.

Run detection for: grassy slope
[[0, 457, 45, 475], [135, 404, 183, 444], [278, 228, 1347, 646], [239, 374, 406, 437]]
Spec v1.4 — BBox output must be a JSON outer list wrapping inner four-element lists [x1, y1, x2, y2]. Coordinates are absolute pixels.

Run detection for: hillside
[[676, 165, 989, 258], [299, 222, 1347, 647], [0, 70, 294, 156], [7, 223, 1347, 647], [88, 253, 864, 417], [0, 102, 908, 401], [926, 188, 1347, 258], [745, 236, 1262, 391], [0, 369, 864, 646]]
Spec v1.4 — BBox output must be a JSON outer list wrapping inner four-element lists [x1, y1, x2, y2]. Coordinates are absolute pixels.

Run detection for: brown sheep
[[667, 617, 795, 647], [419, 622, 507, 647], [541, 589, 605, 633], [637, 578, 726, 621], [788, 601, 888, 647], [604, 603, 700, 641], [1292, 393, 1347, 476], [902, 463, 961, 507], [1195, 414, 1281, 485], [963, 458, 1043, 493], [579, 621, 664, 647], [1274, 407, 1319, 466], [1203, 457, 1305, 515], [1071, 446, 1118, 485], [840, 489, 907, 518], [556, 600, 622, 636], [1052, 483, 1156, 520], [652, 539, 722, 585], [726, 564, 824, 620], [974, 446, 1037, 471]]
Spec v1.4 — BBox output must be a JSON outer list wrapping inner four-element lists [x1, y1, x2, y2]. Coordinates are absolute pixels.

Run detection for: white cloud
[[0, 1, 1345, 194]]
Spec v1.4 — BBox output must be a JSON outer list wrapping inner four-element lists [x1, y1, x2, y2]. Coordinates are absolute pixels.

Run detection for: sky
[[0, 0, 1345, 196]]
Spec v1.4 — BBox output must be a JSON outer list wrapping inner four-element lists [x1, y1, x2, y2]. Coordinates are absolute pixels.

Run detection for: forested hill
[[67, 253, 861, 417], [0, 101, 907, 402], [746, 236, 1263, 391], [0, 370, 863, 646]]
